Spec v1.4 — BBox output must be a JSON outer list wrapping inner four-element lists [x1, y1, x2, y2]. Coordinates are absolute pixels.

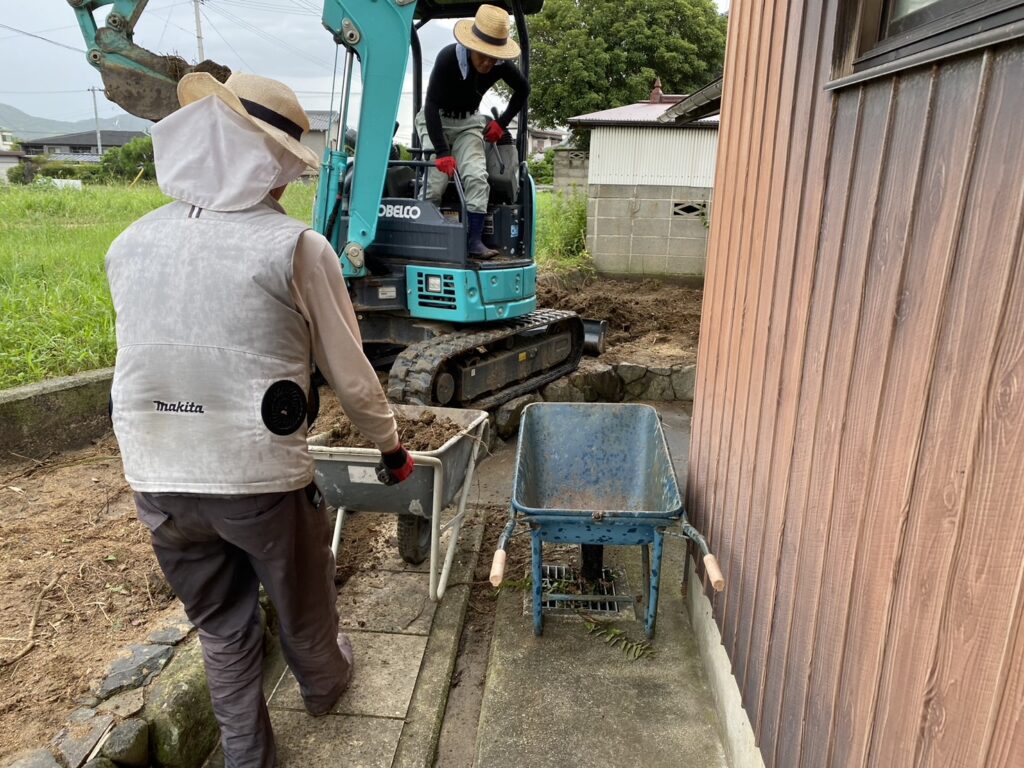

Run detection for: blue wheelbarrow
[[489, 402, 724, 638]]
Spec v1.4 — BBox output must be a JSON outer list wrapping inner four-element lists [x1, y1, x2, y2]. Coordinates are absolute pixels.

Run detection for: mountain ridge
[[0, 102, 152, 142]]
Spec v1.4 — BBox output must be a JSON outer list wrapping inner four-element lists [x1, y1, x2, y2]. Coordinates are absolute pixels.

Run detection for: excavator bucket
[[69, 0, 230, 121]]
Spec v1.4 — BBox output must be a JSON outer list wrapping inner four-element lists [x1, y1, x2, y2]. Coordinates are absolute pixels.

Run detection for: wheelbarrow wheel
[[397, 515, 430, 565]]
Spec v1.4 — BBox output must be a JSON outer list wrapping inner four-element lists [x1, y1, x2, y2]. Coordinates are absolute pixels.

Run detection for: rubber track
[[387, 309, 584, 409]]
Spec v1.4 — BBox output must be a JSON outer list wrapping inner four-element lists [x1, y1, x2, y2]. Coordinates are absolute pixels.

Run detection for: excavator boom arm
[[67, 0, 229, 121]]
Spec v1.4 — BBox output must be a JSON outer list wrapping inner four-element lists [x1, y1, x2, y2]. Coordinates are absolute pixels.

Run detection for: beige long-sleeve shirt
[[281, 206, 399, 453]]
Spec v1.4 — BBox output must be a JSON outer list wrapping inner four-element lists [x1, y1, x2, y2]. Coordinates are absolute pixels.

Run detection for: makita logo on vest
[[379, 203, 421, 220], [153, 400, 206, 414]]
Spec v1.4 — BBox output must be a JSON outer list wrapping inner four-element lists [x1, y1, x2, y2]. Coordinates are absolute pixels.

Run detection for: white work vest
[[106, 200, 314, 494]]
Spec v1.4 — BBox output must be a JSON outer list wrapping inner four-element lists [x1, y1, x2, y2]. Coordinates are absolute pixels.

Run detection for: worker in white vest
[[105, 72, 414, 768]]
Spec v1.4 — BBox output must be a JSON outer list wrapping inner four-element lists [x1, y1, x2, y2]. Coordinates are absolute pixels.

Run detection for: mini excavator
[[67, 0, 589, 410]]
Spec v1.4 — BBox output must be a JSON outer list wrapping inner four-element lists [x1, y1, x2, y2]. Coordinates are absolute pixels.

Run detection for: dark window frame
[[831, 0, 1024, 85]]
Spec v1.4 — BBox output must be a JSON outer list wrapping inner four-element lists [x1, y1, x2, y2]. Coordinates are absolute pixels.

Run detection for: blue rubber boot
[[467, 212, 499, 259]]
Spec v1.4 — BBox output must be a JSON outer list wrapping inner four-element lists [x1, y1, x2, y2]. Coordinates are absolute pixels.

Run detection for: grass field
[[0, 182, 585, 389]]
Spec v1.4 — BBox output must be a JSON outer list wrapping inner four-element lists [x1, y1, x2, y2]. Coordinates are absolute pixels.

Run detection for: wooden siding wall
[[688, 0, 1024, 765]]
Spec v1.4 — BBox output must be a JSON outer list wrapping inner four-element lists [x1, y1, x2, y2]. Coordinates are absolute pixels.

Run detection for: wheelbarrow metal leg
[[645, 529, 665, 638], [532, 529, 544, 636]]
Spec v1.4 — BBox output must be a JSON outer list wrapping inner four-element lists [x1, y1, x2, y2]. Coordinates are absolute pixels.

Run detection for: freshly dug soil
[[0, 420, 400, 761], [0, 436, 176, 762], [316, 390, 463, 452], [537, 275, 702, 366]]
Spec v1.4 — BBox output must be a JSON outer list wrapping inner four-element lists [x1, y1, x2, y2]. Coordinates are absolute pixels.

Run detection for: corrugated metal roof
[[569, 98, 719, 129], [306, 111, 338, 132], [46, 153, 104, 164]]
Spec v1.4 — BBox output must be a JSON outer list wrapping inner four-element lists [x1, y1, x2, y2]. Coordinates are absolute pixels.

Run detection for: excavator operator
[[416, 4, 529, 259]]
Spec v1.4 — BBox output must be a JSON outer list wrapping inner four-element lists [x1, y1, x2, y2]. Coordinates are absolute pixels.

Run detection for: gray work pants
[[135, 486, 350, 768], [415, 110, 490, 213]]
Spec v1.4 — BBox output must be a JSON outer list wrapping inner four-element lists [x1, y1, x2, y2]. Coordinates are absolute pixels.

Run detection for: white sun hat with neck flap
[[177, 71, 320, 169], [151, 72, 318, 212]]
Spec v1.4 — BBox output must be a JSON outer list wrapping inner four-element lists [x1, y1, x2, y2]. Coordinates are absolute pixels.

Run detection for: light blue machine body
[[313, 0, 538, 323]]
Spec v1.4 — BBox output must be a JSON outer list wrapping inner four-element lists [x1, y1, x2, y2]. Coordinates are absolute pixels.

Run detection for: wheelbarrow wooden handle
[[489, 550, 507, 587], [704, 554, 725, 592]]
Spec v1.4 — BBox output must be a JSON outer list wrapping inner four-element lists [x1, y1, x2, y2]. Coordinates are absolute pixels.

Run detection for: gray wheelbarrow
[[309, 403, 489, 601]]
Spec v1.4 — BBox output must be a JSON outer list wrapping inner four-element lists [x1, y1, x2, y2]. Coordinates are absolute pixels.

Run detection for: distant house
[[528, 126, 567, 156], [0, 128, 15, 152], [20, 130, 146, 157], [568, 79, 719, 278], [300, 110, 340, 164], [0, 149, 26, 183]]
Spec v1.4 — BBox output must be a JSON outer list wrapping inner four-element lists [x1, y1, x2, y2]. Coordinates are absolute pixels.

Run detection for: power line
[[200, 8, 254, 70], [204, 3, 331, 68], [0, 23, 86, 53]]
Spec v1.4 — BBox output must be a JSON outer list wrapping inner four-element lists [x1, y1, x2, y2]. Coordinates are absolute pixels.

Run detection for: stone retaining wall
[[0, 369, 113, 459], [494, 358, 696, 438], [6, 601, 277, 768]]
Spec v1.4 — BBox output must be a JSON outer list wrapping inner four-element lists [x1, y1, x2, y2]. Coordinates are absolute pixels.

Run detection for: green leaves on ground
[[582, 613, 656, 660]]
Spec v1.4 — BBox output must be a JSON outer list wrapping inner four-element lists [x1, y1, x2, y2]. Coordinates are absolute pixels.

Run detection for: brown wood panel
[[688, 0, 751, 541], [747, 1, 839, 753], [854, 53, 999, 768], [727, 0, 794, 697], [716, 0, 774, 656], [796, 67, 935, 768], [830, 50, 1024, 767], [767, 82, 893, 767], [702, 0, 763, 614], [915, 55, 1024, 768], [738, 0, 818, 724], [691, 0, 1024, 762], [987, 585, 1024, 767]]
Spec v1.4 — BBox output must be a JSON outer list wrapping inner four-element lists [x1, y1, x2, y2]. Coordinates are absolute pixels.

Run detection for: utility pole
[[88, 86, 103, 154], [192, 0, 205, 60]]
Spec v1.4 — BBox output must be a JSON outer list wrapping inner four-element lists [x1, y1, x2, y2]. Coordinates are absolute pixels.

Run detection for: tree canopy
[[100, 136, 155, 181], [524, 0, 727, 129]]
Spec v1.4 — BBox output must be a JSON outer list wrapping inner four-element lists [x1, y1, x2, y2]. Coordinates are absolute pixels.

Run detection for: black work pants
[[134, 486, 350, 768]]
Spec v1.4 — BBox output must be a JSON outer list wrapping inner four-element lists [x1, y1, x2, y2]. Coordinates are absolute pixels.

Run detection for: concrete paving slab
[[268, 631, 427, 719], [338, 570, 437, 635], [269, 709, 404, 768], [475, 402, 728, 768]]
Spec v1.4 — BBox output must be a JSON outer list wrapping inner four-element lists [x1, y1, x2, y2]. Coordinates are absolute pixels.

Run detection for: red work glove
[[484, 119, 505, 143], [376, 444, 415, 485], [435, 155, 458, 177]]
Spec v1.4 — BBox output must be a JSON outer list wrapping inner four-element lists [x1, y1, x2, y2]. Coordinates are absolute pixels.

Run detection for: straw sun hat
[[454, 4, 520, 61], [176, 72, 320, 169]]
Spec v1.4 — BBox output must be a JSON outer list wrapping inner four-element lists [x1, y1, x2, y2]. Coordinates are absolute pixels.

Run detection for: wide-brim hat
[[454, 4, 520, 60], [177, 72, 320, 169]]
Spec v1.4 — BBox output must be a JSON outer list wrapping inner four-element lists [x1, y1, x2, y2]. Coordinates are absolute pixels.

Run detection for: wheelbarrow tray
[[308, 404, 488, 519], [512, 403, 683, 522]]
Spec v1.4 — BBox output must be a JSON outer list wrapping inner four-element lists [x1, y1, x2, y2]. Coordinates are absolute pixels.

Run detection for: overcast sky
[[0, 0, 729, 144]]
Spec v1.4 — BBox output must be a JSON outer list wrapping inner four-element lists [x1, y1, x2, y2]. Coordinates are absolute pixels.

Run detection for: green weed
[[0, 183, 316, 389], [534, 190, 593, 274]]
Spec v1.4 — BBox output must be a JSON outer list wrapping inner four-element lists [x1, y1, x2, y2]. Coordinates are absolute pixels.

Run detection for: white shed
[[0, 150, 25, 184], [568, 80, 719, 278]]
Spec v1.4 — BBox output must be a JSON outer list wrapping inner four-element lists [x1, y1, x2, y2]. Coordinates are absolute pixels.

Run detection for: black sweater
[[423, 43, 529, 157]]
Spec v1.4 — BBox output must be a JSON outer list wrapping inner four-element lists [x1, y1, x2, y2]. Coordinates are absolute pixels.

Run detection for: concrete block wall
[[552, 148, 589, 193], [586, 184, 711, 277]]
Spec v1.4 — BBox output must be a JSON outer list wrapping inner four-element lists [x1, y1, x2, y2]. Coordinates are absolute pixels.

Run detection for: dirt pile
[[537, 275, 702, 365], [320, 410, 463, 452]]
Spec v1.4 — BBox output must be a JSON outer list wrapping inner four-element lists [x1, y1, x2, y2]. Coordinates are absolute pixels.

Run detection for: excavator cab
[[68, 0, 584, 411]]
